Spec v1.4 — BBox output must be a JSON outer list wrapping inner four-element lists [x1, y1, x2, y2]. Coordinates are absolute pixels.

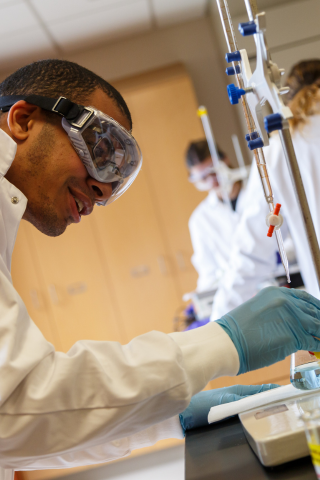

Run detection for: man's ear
[[7, 101, 41, 141]]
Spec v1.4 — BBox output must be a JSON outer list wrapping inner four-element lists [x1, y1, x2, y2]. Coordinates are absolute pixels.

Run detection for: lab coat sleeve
[[14, 416, 184, 470], [211, 163, 289, 319], [0, 260, 239, 469]]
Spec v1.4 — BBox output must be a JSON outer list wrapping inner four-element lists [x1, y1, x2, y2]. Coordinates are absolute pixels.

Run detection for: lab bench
[[185, 416, 316, 480]]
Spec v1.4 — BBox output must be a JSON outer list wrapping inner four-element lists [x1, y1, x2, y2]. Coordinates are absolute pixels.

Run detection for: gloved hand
[[216, 286, 320, 375], [179, 384, 279, 433]]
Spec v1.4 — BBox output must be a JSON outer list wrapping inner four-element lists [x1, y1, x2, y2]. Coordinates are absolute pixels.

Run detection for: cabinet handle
[[30, 289, 41, 310], [48, 284, 59, 304], [176, 251, 186, 270], [131, 265, 150, 278], [157, 255, 168, 275], [67, 282, 87, 296]]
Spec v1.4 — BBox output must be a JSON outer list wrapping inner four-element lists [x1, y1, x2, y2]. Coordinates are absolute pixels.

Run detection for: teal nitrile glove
[[216, 286, 320, 375], [179, 384, 279, 433]]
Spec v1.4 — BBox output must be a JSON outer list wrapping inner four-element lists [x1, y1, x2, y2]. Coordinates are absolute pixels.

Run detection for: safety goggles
[[188, 164, 218, 184], [0, 95, 142, 205], [188, 161, 249, 184]]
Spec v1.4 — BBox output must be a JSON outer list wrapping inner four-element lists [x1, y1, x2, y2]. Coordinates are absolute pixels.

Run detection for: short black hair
[[185, 139, 225, 168], [0, 59, 132, 129]]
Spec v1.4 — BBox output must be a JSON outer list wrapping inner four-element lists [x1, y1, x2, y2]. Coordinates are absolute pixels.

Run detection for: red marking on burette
[[267, 203, 281, 238]]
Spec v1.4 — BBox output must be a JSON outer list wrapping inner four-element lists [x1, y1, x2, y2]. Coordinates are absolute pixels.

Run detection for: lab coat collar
[[298, 114, 320, 140], [207, 189, 220, 207], [0, 128, 28, 271], [0, 128, 18, 176]]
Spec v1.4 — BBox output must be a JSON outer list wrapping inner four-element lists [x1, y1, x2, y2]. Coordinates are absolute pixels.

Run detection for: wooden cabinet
[[25, 216, 125, 351], [11, 222, 61, 348], [207, 357, 291, 391], [91, 168, 182, 341], [114, 65, 207, 298]]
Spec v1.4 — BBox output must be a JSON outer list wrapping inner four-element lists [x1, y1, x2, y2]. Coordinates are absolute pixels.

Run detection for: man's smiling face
[[3, 88, 131, 237]]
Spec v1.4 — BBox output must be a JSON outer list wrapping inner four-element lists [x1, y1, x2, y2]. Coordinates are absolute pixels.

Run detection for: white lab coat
[[189, 189, 246, 292], [0, 129, 239, 478], [211, 115, 320, 319]]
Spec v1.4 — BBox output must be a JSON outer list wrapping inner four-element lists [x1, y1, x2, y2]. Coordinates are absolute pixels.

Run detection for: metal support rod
[[244, 0, 258, 21], [231, 134, 246, 168], [279, 128, 320, 286], [198, 108, 233, 210]]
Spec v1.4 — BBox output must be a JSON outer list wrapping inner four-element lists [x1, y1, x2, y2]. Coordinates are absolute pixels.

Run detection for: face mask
[[192, 162, 228, 193], [191, 160, 250, 195], [194, 180, 212, 191], [194, 175, 217, 191]]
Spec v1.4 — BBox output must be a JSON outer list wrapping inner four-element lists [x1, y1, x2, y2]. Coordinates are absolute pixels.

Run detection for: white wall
[[221, 0, 320, 73], [210, 0, 320, 89], [209, 0, 320, 144]]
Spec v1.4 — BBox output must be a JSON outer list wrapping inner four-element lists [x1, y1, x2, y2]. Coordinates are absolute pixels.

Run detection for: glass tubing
[[216, 0, 290, 282]]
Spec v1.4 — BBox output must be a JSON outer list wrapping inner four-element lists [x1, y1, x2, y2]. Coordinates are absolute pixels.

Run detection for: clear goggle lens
[[63, 110, 142, 206], [188, 166, 217, 184]]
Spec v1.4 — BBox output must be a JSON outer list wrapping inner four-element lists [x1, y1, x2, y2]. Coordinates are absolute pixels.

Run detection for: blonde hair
[[285, 60, 320, 129]]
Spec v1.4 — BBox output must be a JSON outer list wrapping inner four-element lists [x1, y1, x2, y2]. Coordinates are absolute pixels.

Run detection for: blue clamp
[[264, 114, 283, 133], [245, 131, 259, 142], [226, 65, 241, 76], [227, 84, 246, 105], [247, 138, 264, 150], [238, 21, 257, 36], [225, 51, 241, 63]]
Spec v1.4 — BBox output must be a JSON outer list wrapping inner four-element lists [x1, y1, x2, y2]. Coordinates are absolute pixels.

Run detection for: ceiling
[[0, 0, 208, 71], [0, 0, 302, 73], [214, 0, 304, 17]]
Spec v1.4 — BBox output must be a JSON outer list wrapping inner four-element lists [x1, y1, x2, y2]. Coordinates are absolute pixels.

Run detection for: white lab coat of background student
[[211, 61, 320, 319], [189, 188, 246, 292], [186, 140, 247, 292]]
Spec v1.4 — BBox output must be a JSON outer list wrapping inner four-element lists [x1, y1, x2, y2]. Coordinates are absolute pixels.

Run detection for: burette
[[216, 0, 290, 283], [216, 0, 320, 290], [197, 106, 233, 210]]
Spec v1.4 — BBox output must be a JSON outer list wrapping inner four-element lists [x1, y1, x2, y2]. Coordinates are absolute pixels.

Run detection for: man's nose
[[87, 177, 113, 204]]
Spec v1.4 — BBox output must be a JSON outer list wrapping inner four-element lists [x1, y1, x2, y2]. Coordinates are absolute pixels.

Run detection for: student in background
[[186, 140, 245, 292]]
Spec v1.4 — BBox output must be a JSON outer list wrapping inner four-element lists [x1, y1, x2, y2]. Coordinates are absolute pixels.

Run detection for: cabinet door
[[91, 151, 182, 341], [207, 357, 291, 390], [26, 215, 125, 352], [11, 222, 61, 348], [116, 66, 207, 297]]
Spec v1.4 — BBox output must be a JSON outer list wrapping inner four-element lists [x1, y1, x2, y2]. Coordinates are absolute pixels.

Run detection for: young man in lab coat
[[0, 59, 320, 478], [186, 140, 245, 292]]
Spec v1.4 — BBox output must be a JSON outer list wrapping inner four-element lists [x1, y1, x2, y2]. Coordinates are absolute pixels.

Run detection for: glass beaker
[[291, 351, 320, 391], [300, 409, 320, 478]]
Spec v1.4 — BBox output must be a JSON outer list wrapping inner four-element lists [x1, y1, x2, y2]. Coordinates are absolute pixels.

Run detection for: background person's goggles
[[188, 165, 218, 184], [0, 95, 142, 205], [188, 161, 249, 185]]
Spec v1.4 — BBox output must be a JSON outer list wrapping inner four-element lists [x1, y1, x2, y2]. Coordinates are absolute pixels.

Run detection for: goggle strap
[[0, 95, 83, 121], [0, 95, 26, 111]]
